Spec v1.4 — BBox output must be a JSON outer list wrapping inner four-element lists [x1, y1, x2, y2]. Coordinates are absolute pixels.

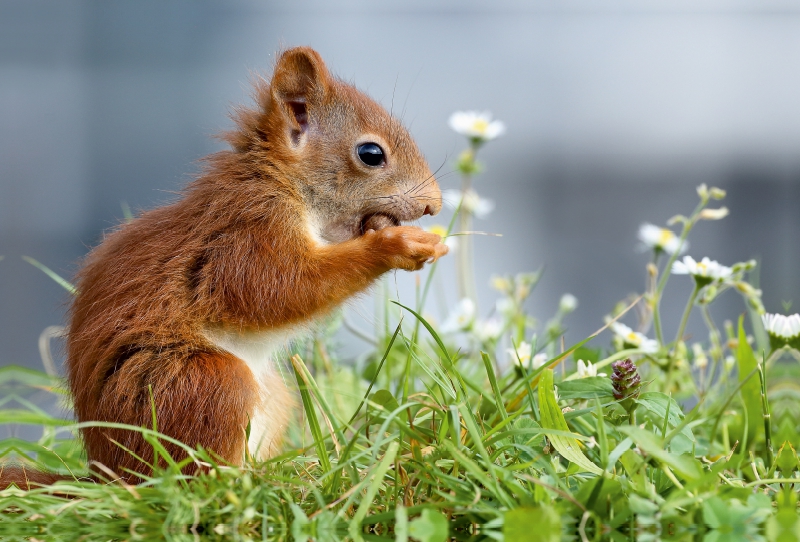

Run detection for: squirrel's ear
[[270, 47, 330, 143]]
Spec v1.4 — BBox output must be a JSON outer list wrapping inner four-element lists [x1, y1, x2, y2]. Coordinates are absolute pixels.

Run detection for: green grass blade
[[737, 315, 762, 450], [481, 351, 508, 421], [538, 369, 602, 475], [291, 362, 332, 473], [21, 256, 77, 295]]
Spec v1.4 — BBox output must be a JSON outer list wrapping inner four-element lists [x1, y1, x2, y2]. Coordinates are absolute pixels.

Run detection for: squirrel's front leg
[[309, 225, 448, 307], [202, 226, 447, 327]]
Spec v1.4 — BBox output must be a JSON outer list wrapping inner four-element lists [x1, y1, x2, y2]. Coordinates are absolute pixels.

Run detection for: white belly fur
[[202, 324, 305, 459]]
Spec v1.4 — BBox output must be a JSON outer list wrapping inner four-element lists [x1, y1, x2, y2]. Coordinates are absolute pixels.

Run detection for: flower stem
[[675, 283, 700, 346], [455, 142, 480, 308], [665, 283, 700, 393], [456, 173, 475, 304], [652, 199, 707, 344]]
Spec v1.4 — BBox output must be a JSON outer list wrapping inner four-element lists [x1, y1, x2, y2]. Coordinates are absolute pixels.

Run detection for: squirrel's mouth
[[359, 212, 400, 234]]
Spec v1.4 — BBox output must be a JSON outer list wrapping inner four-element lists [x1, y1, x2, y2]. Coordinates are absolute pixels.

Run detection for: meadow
[[1, 112, 798, 541]]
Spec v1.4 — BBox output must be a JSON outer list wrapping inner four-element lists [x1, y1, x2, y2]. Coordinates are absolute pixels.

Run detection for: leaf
[[618, 425, 701, 480], [703, 496, 771, 542], [538, 369, 602, 475], [408, 509, 449, 542], [635, 392, 694, 453], [575, 476, 622, 515], [555, 377, 614, 400], [775, 441, 799, 476], [737, 315, 762, 449], [370, 389, 400, 414], [481, 351, 508, 420], [504, 506, 560, 542], [572, 346, 602, 364]]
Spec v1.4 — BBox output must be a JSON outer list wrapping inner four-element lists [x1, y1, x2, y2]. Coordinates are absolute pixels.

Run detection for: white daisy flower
[[449, 111, 505, 142], [559, 294, 578, 313], [531, 353, 548, 370], [442, 188, 495, 219], [638, 223, 688, 255], [762, 313, 800, 349], [576, 359, 606, 378], [473, 318, 503, 343], [672, 256, 733, 284], [440, 298, 476, 333], [610, 322, 659, 354], [507, 341, 532, 367]]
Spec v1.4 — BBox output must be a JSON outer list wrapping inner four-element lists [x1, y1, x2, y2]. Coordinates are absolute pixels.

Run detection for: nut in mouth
[[360, 212, 400, 234]]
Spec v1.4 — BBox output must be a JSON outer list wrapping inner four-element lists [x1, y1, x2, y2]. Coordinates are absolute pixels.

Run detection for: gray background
[[2, 0, 799, 375]]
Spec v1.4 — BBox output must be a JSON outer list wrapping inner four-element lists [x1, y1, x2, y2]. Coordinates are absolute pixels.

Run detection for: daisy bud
[[692, 343, 708, 370], [709, 187, 726, 200], [696, 183, 709, 201], [559, 293, 578, 313], [699, 284, 718, 305], [699, 207, 729, 221]]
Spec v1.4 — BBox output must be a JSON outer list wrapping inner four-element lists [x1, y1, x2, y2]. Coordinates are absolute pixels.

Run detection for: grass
[[2, 184, 799, 541]]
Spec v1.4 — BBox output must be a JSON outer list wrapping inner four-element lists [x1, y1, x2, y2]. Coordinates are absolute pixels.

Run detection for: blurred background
[[2, 0, 799, 376]]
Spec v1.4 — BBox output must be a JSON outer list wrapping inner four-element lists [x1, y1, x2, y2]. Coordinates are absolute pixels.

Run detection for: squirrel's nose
[[423, 205, 433, 216]]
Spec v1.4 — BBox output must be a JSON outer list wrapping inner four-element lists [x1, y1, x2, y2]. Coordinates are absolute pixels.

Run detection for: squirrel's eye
[[357, 143, 385, 167]]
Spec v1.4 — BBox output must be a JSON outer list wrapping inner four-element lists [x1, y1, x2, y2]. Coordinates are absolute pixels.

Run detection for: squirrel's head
[[229, 47, 442, 244]]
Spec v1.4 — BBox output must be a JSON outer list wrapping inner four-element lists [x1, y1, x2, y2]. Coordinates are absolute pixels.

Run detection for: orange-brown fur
[[2, 47, 445, 487]]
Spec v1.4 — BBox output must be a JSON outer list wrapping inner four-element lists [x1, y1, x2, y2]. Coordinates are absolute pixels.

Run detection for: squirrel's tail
[[0, 463, 71, 490]]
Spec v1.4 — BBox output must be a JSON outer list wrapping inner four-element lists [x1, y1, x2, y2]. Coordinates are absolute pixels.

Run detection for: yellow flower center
[[472, 119, 489, 134], [626, 332, 640, 345], [428, 225, 447, 237], [657, 229, 675, 247]]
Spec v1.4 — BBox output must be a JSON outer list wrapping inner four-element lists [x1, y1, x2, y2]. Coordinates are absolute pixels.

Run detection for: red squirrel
[[6, 47, 446, 487]]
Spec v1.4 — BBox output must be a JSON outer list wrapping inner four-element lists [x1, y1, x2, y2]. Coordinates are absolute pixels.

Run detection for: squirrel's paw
[[370, 226, 449, 271]]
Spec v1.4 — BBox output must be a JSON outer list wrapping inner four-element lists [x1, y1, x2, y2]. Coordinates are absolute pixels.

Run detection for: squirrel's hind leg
[[85, 349, 259, 482]]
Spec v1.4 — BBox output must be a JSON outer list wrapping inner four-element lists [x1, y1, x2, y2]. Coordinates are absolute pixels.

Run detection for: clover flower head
[[440, 298, 476, 333], [762, 313, 800, 349], [559, 294, 578, 313], [449, 111, 505, 142], [576, 359, 606, 379], [473, 318, 503, 343], [672, 256, 733, 286], [442, 188, 495, 219], [638, 223, 688, 255], [611, 358, 641, 401], [610, 321, 659, 354]]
